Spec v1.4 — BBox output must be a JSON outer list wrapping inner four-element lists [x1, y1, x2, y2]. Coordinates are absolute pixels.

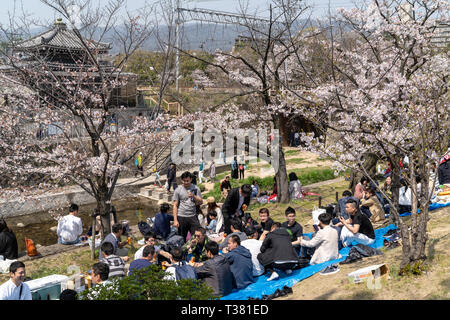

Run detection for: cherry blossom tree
[[280, 0, 449, 271]]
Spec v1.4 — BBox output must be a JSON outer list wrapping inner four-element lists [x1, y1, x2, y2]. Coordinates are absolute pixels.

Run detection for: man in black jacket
[[191, 241, 233, 297], [257, 222, 298, 281], [221, 184, 252, 234]]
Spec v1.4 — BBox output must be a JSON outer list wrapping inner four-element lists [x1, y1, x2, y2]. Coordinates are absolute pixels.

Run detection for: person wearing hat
[[135, 152, 144, 177], [205, 196, 223, 234], [153, 201, 175, 241]]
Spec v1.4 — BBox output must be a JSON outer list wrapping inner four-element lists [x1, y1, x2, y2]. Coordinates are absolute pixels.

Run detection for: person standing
[[57, 203, 83, 245], [221, 184, 252, 235], [220, 176, 232, 199], [198, 159, 205, 184], [0, 261, 32, 300], [166, 163, 177, 193], [172, 172, 203, 242], [209, 161, 216, 182], [0, 219, 18, 260], [231, 157, 239, 179], [135, 152, 144, 177], [238, 162, 245, 180]]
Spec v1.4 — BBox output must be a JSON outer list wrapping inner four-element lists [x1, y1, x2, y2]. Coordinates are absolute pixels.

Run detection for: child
[[153, 169, 162, 187], [206, 211, 217, 233]]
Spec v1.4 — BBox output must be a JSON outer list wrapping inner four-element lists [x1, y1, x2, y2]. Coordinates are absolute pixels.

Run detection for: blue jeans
[[58, 237, 81, 245]]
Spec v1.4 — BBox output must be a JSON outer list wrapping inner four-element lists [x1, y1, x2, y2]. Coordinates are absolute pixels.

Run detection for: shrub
[[78, 264, 217, 300]]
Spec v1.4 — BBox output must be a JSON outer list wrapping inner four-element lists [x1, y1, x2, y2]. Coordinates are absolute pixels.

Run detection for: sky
[[0, 0, 359, 26]]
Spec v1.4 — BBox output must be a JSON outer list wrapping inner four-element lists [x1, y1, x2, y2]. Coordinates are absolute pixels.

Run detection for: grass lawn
[[202, 167, 340, 203]]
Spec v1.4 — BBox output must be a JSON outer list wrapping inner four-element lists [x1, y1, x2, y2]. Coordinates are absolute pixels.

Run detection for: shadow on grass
[[314, 289, 337, 300], [349, 290, 377, 300]]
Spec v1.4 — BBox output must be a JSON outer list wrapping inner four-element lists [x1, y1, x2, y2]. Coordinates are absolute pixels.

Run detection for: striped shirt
[[100, 255, 125, 279]]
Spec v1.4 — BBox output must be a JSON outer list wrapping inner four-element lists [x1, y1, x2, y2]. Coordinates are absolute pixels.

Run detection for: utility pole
[[175, 0, 181, 93]]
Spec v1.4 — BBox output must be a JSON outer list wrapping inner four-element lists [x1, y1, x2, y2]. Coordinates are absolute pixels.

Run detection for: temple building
[[3, 18, 138, 108]]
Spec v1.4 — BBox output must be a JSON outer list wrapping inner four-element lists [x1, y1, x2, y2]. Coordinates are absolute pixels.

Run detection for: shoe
[[285, 269, 293, 275], [320, 265, 340, 275], [267, 272, 279, 281], [282, 286, 293, 295], [273, 289, 282, 298]]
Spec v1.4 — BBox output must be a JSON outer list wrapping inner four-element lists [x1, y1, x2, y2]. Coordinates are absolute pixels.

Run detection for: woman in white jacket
[[288, 172, 303, 199]]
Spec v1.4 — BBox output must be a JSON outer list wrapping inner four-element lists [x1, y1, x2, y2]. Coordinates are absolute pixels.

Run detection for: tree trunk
[[273, 114, 290, 203], [349, 152, 378, 192], [96, 195, 112, 240]]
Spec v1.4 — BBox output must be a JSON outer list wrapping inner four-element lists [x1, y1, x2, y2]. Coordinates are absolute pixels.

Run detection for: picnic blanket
[[221, 224, 397, 300], [398, 201, 450, 217]]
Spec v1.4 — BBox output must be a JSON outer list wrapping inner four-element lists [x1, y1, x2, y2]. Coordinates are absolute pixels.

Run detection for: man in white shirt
[[57, 203, 83, 245], [241, 226, 264, 277], [0, 261, 32, 300]]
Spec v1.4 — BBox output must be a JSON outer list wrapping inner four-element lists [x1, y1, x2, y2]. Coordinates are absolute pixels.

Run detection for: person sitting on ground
[[100, 242, 125, 279], [334, 190, 359, 220], [339, 199, 375, 247], [220, 219, 248, 251], [271, 176, 277, 196], [438, 150, 450, 185], [153, 202, 175, 241], [241, 225, 265, 277], [59, 289, 78, 300], [0, 261, 32, 300], [257, 222, 299, 281], [360, 187, 385, 223], [206, 197, 224, 234], [164, 247, 197, 281], [354, 176, 369, 200], [220, 176, 232, 199], [222, 235, 254, 290], [256, 208, 274, 241], [182, 227, 209, 262], [128, 245, 157, 276], [134, 232, 172, 262], [99, 223, 129, 261], [282, 207, 303, 255], [206, 211, 218, 233], [191, 241, 233, 297], [300, 213, 340, 265], [221, 184, 252, 235], [0, 218, 18, 260], [57, 203, 83, 245], [85, 262, 120, 300], [251, 180, 259, 198], [288, 172, 303, 199]]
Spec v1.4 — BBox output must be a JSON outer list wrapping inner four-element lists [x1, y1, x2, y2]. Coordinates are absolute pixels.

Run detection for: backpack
[[138, 221, 153, 237], [174, 261, 197, 280]]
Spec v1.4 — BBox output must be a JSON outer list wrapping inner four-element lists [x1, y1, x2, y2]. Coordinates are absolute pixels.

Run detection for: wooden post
[[336, 192, 339, 203], [318, 196, 322, 208], [91, 214, 96, 260]]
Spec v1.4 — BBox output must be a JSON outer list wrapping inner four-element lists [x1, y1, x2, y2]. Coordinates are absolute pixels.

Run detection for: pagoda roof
[[13, 19, 111, 52]]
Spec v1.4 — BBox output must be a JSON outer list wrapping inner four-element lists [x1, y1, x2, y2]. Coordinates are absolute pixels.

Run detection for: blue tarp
[[221, 224, 398, 300], [399, 202, 450, 217]]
